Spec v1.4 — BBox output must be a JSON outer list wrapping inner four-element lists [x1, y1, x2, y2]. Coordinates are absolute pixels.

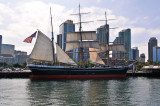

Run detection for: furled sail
[[56, 44, 77, 66], [100, 44, 126, 52], [66, 31, 101, 51], [89, 48, 105, 65], [29, 31, 54, 62], [109, 44, 126, 52], [66, 41, 100, 51], [66, 31, 97, 41]]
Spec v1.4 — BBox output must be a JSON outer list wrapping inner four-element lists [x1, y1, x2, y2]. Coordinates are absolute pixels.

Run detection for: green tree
[[135, 61, 146, 71], [122, 56, 128, 65], [147, 60, 153, 65], [85, 60, 95, 68], [0, 62, 8, 68], [13, 63, 21, 68]]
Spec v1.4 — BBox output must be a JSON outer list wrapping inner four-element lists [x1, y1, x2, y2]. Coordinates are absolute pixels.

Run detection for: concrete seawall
[[127, 71, 160, 77], [0, 70, 31, 78]]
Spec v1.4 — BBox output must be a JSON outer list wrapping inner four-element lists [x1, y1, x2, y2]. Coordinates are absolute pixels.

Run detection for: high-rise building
[[0, 44, 15, 64], [112, 37, 120, 59], [14, 50, 27, 64], [97, 24, 109, 45], [58, 20, 80, 62], [112, 29, 131, 60], [131, 47, 139, 60], [148, 37, 157, 61], [153, 46, 160, 62], [140, 53, 145, 62], [1, 44, 15, 56], [57, 34, 62, 48], [59, 20, 75, 51], [97, 24, 109, 63], [0, 35, 2, 55]]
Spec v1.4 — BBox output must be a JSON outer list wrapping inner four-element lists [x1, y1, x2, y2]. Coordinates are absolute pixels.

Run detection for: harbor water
[[0, 77, 160, 106]]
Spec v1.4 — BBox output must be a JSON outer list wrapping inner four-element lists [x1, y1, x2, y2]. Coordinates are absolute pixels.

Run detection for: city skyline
[[0, 0, 160, 61]]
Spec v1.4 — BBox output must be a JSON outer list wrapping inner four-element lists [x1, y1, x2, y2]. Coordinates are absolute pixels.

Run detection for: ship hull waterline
[[28, 65, 128, 80]]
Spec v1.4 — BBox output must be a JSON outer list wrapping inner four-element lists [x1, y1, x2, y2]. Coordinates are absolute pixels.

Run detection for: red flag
[[23, 31, 37, 43]]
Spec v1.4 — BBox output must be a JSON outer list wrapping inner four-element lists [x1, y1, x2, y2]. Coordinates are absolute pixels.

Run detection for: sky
[[0, 0, 160, 61]]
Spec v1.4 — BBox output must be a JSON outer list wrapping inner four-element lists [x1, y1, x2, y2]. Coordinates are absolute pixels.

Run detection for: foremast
[[28, 8, 77, 66], [50, 7, 56, 64]]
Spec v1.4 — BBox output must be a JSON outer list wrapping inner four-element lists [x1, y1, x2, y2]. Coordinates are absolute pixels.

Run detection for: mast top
[[50, 7, 54, 41], [105, 11, 107, 25], [70, 4, 91, 67], [50, 7, 56, 63]]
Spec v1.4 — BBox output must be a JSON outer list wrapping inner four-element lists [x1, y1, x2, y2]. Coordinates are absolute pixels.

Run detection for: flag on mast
[[23, 31, 37, 43]]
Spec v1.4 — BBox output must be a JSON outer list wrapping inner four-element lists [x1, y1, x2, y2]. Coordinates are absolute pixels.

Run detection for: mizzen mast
[[105, 12, 109, 66], [97, 11, 116, 66]]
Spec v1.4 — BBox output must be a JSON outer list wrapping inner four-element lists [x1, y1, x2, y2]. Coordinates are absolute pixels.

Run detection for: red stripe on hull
[[30, 75, 126, 79]]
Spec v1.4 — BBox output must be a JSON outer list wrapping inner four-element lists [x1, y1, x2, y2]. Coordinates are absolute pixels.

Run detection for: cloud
[[96, 0, 101, 3], [0, 1, 138, 54], [131, 27, 160, 38], [129, 27, 160, 61], [148, 28, 160, 36], [132, 27, 146, 36], [0, 1, 71, 53], [0, 0, 158, 60]]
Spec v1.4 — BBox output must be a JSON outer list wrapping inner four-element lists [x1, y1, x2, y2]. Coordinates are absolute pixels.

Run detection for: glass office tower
[[112, 29, 131, 60]]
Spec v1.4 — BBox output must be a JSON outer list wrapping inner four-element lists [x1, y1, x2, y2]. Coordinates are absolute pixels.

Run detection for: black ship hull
[[28, 65, 128, 80]]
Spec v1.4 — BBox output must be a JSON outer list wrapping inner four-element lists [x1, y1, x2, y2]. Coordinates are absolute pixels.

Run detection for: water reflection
[[27, 79, 130, 106], [25, 78, 160, 106]]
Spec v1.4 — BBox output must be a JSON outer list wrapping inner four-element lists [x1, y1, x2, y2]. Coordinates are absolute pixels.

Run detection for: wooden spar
[[97, 11, 109, 66], [99, 42, 124, 45], [71, 4, 92, 67], [97, 11, 118, 66], [66, 51, 97, 53], [78, 4, 84, 67], [66, 51, 128, 54], [105, 11, 110, 66], [50, 7, 56, 64]]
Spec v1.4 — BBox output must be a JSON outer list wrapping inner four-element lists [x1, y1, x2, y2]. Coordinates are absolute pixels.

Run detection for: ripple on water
[[0, 77, 160, 106]]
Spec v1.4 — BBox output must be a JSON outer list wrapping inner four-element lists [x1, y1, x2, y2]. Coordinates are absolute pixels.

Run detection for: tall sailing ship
[[27, 5, 128, 79]]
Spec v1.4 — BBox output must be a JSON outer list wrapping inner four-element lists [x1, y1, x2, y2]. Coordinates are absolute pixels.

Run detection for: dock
[[127, 71, 160, 77], [0, 70, 31, 78]]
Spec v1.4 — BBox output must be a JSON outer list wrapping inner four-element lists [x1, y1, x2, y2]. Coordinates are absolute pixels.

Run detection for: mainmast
[[78, 4, 84, 67], [50, 7, 56, 63], [71, 4, 91, 67]]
